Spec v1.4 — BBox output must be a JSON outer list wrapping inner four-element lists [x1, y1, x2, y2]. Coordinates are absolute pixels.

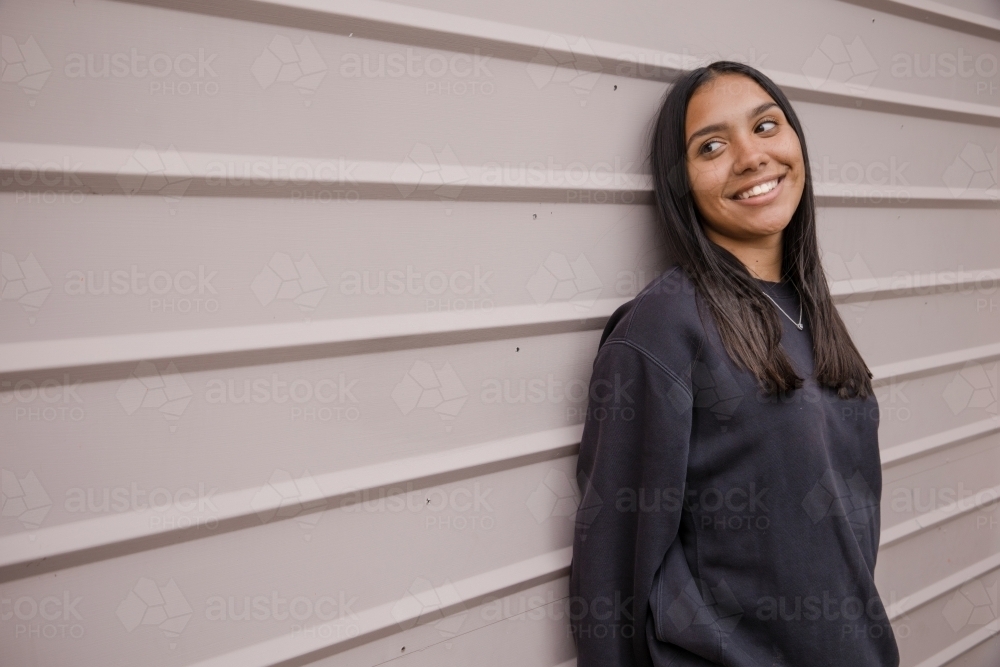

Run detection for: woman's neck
[[703, 227, 783, 282]]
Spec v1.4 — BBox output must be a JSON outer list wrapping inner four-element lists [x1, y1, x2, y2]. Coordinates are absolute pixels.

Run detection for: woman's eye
[[757, 119, 777, 133], [701, 140, 723, 155]]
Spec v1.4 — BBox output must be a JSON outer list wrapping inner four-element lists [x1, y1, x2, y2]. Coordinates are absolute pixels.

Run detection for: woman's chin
[[708, 217, 791, 243], [729, 206, 795, 237]]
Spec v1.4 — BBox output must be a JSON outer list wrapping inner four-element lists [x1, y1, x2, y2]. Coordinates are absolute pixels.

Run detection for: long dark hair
[[648, 60, 872, 399]]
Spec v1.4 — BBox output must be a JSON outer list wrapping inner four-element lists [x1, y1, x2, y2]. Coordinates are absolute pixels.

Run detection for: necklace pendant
[[796, 323, 803, 330]]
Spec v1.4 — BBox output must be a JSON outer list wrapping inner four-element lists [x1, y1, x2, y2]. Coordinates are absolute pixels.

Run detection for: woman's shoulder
[[597, 264, 706, 371]]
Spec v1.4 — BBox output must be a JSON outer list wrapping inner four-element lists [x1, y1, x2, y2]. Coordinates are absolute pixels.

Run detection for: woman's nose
[[730, 135, 769, 174]]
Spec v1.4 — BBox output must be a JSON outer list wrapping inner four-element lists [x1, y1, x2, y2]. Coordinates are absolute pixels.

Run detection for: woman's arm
[[569, 336, 694, 667]]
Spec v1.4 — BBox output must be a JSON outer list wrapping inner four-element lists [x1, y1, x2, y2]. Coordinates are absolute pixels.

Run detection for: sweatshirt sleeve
[[570, 336, 694, 667]]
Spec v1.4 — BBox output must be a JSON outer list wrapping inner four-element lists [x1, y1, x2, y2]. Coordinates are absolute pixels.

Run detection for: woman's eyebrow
[[685, 101, 779, 151], [749, 101, 778, 118]]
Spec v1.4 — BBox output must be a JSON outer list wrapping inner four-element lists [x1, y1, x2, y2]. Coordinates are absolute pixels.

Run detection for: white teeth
[[736, 178, 779, 200]]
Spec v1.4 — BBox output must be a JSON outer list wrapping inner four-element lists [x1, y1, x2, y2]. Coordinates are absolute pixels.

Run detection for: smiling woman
[[569, 62, 900, 667], [685, 83, 805, 277]]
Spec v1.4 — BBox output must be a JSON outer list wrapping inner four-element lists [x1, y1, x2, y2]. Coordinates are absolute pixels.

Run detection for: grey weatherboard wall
[[1, 0, 998, 666]]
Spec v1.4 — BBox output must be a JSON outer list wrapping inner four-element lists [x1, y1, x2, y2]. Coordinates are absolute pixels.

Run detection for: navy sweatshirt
[[569, 265, 899, 667]]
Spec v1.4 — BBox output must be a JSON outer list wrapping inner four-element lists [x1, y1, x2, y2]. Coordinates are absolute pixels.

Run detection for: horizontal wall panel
[[845, 288, 1000, 367], [0, 197, 659, 344], [878, 443, 1000, 593], [0, 330, 598, 536], [0, 455, 578, 665], [944, 628, 1000, 667], [1, 196, 996, 353], [881, 431, 1000, 528], [935, 0, 1000, 22], [872, 360, 1000, 452], [0, 425, 582, 583], [839, 0, 1000, 38], [107, 0, 1000, 109], [892, 567, 1000, 667], [2, 2, 997, 183], [216, 579, 575, 667], [327, 592, 576, 667], [817, 208, 1000, 279]]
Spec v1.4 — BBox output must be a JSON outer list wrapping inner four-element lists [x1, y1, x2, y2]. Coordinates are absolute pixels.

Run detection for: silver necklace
[[761, 284, 804, 330]]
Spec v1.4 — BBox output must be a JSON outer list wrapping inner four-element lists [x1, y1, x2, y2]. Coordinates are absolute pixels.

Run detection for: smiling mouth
[[732, 175, 784, 201]]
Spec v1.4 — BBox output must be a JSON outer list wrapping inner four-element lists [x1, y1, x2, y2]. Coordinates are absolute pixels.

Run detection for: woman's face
[[684, 73, 805, 246]]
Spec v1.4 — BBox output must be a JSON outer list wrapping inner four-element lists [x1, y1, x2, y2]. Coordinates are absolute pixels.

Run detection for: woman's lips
[[730, 175, 785, 206]]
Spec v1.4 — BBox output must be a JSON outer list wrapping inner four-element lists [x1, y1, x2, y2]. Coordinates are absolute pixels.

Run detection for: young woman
[[569, 61, 900, 667]]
